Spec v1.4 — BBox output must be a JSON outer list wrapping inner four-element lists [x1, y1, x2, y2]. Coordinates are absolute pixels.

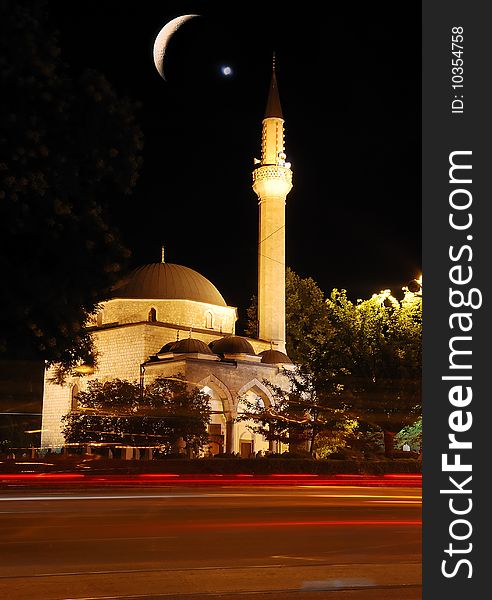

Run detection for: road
[[0, 483, 421, 600]]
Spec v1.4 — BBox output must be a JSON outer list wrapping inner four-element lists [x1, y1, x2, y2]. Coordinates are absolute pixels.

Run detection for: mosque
[[41, 65, 295, 458]]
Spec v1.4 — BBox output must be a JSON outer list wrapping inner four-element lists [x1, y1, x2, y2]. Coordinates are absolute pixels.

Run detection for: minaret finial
[[161, 246, 165, 263], [272, 51, 276, 72]]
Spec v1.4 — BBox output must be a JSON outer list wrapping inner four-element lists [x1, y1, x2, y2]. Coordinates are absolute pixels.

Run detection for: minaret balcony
[[252, 164, 293, 188]]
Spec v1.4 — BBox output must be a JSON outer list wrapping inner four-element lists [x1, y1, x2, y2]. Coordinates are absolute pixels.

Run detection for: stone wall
[[144, 356, 283, 417], [41, 319, 284, 449], [99, 298, 237, 334], [41, 369, 73, 449]]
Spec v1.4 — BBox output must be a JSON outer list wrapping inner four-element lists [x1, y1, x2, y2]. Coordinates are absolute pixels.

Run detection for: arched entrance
[[199, 377, 233, 456], [207, 395, 226, 456], [239, 428, 254, 458], [236, 379, 274, 456]]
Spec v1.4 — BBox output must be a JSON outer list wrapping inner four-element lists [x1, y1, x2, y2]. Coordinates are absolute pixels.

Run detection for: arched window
[[148, 307, 157, 322], [205, 310, 214, 329], [96, 312, 103, 327], [71, 385, 79, 411]]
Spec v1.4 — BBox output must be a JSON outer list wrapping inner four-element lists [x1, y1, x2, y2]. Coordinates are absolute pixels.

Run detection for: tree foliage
[[314, 422, 384, 458], [245, 273, 422, 457], [61, 377, 211, 454], [308, 285, 422, 455], [236, 368, 351, 456], [0, 0, 143, 367], [245, 267, 331, 362], [395, 416, 422, 451]]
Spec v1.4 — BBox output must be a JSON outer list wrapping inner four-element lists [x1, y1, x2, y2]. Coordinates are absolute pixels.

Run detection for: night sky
[[49, 1, 421, 328]]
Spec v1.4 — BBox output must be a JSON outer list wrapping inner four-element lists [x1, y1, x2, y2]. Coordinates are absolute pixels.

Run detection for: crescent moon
[[153, 14, 200, 81]]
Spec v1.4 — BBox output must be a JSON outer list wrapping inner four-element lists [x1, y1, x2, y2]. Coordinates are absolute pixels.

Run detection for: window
[[205, 310, 214, 329], [148, 307, 157, 322]]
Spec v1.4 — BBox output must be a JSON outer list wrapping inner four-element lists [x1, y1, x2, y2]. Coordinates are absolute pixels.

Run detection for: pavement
[[0, 483, 422, 599]]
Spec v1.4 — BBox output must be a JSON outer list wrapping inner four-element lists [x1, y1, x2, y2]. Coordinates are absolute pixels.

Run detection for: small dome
[[159, 341, 178, 353], [113, 262, 226, 306], [172, 338, 214, 355], [210, 335, 255, 355], [259, 349, 293, 365], [208, 339, 219, 351]]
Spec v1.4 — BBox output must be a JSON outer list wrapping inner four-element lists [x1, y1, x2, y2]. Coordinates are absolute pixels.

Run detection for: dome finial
[[176, 329, 180, 341], [161, 246, 165, 263]]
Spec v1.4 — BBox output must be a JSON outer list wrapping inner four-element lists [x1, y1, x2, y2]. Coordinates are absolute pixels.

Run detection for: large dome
[[113, 263, 227, 306]]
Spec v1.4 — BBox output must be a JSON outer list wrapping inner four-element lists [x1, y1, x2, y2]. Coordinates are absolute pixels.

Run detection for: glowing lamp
[[73, 364, 95, 375]]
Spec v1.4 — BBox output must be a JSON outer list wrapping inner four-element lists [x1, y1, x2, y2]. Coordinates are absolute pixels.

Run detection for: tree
[[236, 368, 349, 456], [245, 267, 331, 362], [0, 0, 143, 369], [246, 271, 421, 457], [315, 420, 384, 459], [309, 285, 422, 456], [61, 377, 211, 455]]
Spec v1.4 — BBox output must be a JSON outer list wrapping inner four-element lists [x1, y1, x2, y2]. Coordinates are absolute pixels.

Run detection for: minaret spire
[[252, 57, 293, 354], [264, 52, 283, 119]]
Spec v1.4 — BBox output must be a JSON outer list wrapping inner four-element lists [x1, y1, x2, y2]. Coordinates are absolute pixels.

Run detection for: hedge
[[0, 456, 422, 475]]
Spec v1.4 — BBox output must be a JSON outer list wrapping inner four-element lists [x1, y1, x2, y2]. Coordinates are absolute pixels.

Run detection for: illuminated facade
[[41, 65, 293, 457], [253, 62, 293, 353]]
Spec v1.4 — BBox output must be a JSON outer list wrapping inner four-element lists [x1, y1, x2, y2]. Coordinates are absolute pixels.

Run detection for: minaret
[[252, 57, 293, 354]]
